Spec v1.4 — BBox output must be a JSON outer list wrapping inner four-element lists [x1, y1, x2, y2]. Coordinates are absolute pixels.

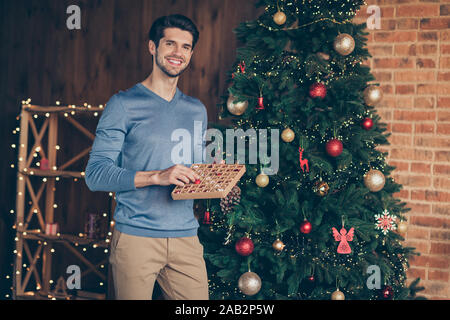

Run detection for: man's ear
[[148, 40, 156, 56]]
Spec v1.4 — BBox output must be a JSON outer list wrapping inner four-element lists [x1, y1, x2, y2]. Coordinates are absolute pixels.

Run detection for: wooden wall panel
[[0, 0, 262, 296]]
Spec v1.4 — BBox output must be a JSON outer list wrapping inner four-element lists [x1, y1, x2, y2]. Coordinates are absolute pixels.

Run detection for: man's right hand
[[134, 165, 201, 188], [153, 164, 202, 187]]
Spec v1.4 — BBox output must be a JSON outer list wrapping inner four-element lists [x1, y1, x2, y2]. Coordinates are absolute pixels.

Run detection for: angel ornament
[[332, 226, 355, 254]]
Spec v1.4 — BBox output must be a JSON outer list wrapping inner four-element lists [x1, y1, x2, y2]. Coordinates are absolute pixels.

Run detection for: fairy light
[[10, 102, 109, 300]]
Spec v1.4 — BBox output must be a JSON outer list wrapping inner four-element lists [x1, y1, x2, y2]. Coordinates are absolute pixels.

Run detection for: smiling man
[[85, 15, 209, 300]]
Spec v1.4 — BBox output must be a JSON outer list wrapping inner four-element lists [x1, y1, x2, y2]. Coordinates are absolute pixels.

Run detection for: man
[[85, 14, 209, 300]]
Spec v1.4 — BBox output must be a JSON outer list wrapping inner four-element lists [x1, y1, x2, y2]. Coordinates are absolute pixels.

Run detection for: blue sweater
[[85, 83, 208, 238]]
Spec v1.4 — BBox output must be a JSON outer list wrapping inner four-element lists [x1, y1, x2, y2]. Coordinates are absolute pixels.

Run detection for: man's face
[[151, 27, 194, 78]]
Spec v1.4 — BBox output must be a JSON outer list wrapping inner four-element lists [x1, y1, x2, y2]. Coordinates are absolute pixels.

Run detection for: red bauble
[[381, 285, 394, 300], [202, 211, 211, 225], [300, 220, 312, 234], [235, 237, 254, 256], [309, 83, 327, 99], [361, 118, 374, 130], [257, 97, 264, 110], [325, 138, 343, 157]]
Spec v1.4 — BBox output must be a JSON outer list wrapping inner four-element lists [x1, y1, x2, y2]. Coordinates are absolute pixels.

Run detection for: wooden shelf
[[20, 168, 85, 179], [20, 230, 110, 248], [16, 290, 106, 300], [14, 105, 109, 299], [23, 105, 104, 114]]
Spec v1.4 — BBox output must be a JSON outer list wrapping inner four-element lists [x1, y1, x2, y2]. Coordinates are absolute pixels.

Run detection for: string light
[[10, 101, 110, 300]]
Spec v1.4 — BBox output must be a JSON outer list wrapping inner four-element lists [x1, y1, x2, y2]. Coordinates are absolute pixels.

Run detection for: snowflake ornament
[[375, 209, 397, 235]]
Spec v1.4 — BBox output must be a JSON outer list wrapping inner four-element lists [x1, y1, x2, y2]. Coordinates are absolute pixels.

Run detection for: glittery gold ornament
[[255, 173, 269, 188], [331, 289, 345, 300], [364, 169, 385, 192], [363, 86, 383, 106], [397, 221, 407, 234], [272, 239, 285, 252], [333, 33, 355, 56], [273, 11, 286, 25], [313, 181, 329, 196], [281, 128, 295, 142], [238, 271, 262, 296], [227, 94, 248, 116]]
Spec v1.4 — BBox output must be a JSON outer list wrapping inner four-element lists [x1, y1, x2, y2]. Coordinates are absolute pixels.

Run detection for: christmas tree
[[198, 0, 425, 300]]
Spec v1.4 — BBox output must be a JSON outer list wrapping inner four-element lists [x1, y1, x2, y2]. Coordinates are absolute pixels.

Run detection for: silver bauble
[[333, 33, 355, 56], [238, 271, 262, 296], [363, 86, 383, 106], [227, 94, 248, 116], [364, 169, 386, 192]]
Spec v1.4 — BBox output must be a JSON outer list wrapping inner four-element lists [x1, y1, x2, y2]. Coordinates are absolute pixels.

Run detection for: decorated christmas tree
[[198, 0, 425, 300]]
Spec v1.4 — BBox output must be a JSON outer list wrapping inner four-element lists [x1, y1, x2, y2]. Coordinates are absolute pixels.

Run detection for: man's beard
[[155, 50, 187, 78]]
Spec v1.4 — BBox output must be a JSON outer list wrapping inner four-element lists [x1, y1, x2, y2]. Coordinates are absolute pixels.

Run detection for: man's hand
[[155, 164, 201, 187], [134, 164, 201, 188]]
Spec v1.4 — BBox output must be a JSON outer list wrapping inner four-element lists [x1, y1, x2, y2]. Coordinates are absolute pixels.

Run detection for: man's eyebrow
[[165, 39, 192, 48]]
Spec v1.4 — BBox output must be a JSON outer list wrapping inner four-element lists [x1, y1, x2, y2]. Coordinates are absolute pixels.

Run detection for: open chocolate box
[[171, 163, 246, 200]]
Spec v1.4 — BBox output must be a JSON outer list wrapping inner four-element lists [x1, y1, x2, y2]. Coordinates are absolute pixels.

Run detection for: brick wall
[[354, 0, 450, 300]]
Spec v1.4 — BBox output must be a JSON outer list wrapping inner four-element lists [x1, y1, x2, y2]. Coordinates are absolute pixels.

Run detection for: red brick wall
[[355, 1, 450, 300]]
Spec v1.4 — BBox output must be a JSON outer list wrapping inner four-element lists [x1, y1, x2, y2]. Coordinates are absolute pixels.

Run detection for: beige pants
[[109, 229, 209, 300]]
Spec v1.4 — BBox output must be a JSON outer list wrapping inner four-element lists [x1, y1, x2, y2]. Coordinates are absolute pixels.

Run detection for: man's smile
[[166, 57, 183, 66]]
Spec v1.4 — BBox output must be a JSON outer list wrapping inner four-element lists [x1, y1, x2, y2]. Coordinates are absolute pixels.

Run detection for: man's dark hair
[[148, 14, 199, 49]]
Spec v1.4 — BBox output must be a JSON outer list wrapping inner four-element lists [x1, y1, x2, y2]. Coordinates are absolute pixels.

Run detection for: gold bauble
[[364, 169, 386, 192], [272, 239, 286, 252], [273, 11, 287, 25], [227, 94, 248, 116], [256, 173, 269, 188], [331, 289, 345, 300], [397, 221, 408, 234], [313, 181, 330, 197], [238, 271, 262, 296], [281, 128, 295, 142], [333, 33, 355, 56], [363, 86, 383, 106]]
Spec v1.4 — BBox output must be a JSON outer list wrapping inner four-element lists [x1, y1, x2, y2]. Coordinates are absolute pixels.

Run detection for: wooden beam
[[25, 118, 49, 168], [62, 242, 106, 281], [42, 113, 58, 293], [80, 259, 108, 279], [24, 178, 45, 230], [14, 108, 30, 298], [21, 242, 43, 293], [24, 105, 104, 113], [20, 168, 84, 179], [63, 116, 96, 141], [58, 147, 91, 171]]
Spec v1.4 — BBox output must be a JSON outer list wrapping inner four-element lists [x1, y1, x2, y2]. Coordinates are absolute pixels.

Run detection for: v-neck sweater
[[85, 83, 208, 238]]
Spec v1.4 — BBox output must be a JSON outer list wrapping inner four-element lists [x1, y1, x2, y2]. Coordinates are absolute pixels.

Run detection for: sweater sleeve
[[84, 94, 137, 192]]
